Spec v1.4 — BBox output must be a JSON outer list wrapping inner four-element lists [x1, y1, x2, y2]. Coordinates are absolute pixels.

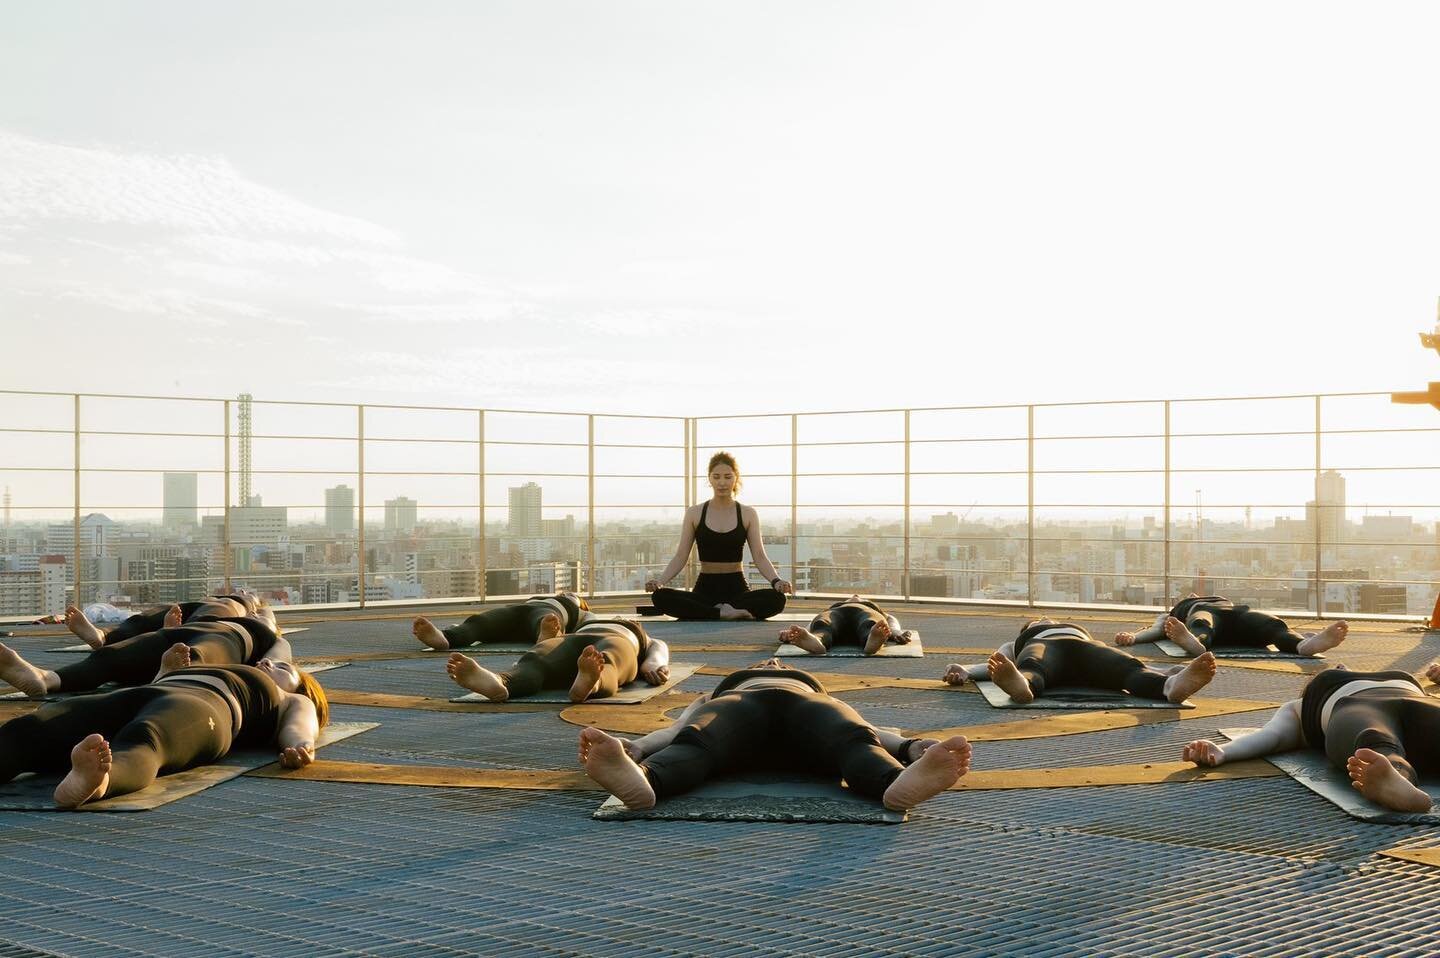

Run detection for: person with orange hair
[[645, 452, 792, 620]]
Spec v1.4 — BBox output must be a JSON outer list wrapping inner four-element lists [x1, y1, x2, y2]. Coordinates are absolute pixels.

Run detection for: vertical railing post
[[357, 405, 366, 609], [477, 409, 486, 601], [223, 399, 233, 592], [902, 409, 911, 600], [72, 394, 81, 607], [790, 414, 799, 592], [587, 414, 596, 599], [1162, 400, 1171, 606], [688, 420, 699, 589], [1026, 405, 1036, 607], [1313, 395, 1323, 618]]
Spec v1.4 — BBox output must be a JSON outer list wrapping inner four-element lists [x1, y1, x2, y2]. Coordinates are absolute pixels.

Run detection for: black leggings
[[811, 605, 886, 650], [642, 688, 903, 800], [1187, 606, 1303, 653], [54, 624, 288, 692], [1323, 690, 1440, 784], [0, 685, 232, 798], [652, 573, 786, 621], [1015, 636, 1168, 699], [502, 630, 640, 699], [442, 604, 556, 649]]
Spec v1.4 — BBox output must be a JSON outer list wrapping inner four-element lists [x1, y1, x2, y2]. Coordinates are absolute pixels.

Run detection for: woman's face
[[708, 465, 737, 496], [256, 658, 301, 693]]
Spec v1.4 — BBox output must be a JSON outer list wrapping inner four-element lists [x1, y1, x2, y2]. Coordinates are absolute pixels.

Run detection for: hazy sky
[[3, 0, 1440, 420]]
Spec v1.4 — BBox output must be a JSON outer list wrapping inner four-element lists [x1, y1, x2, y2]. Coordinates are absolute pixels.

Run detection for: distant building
[[508, 483, 542, 538], [384, 496, 418, 535], [163, 472, 198, 530], [1305, 469, 1346, 546], [326, 484, 356, 535]]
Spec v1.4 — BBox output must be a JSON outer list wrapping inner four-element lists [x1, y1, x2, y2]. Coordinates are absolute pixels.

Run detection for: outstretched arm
[[646, 506, 698, 590], [639, 639, 671, 685], [275, 692, 320, 769], [1116, 613, 1168, 646], [744, 507, 792, 593], [625, 692, 712, 759], [1183, 699, 1302, 766]]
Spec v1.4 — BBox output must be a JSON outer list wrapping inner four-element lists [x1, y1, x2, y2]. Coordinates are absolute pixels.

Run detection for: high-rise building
[[326, 484, 356, 535], [1306, 469, 1346, 546], [163, 472, 198, 530], [384, 496, 418, 535], [508, 483, 542, 538]]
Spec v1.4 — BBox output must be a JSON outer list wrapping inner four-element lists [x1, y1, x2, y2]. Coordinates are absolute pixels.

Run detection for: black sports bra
[[694, 500, 747, 563]]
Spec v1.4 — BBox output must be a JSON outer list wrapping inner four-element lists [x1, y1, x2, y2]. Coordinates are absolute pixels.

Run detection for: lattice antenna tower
[[238, 393, 253, 506]]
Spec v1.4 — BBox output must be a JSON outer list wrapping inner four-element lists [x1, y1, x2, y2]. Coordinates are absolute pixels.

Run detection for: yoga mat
[[450, 663, 701, 705], [974, 678, 1193, 710], [1155, 639, 1322, 661], [638, 611, 817, 622], [249, 761, 599, 790], [950, 759, 1283, 790], [593, 774, 905, 824], [50, 625, 310, 653], [1219, 728, 1440, 824], [0, 721, 377, 812], [1379, 847, 1440, 868], [326, 690, 565, 713], [2, 661, 349, 702], [776, 634, 924, 658], [422, 644, 533, 654]]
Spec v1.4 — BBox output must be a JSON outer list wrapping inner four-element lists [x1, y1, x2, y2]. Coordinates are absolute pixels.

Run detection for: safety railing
[[1, 388, 1436, 621]]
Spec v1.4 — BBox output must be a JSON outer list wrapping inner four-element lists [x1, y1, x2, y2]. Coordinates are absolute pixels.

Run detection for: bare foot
[[1298, 620, 1348, 656], [987, 651, 1034, 703], [779, 625, 826, 654], [864, 620, 891, 655], [64, 606, 104, 650], [1426, 662, 1440, 685], [537, 612, 564, 642], [1183, 739, 1226, 767], [0, 642, 50, 698], [1163, 651, 1216, 703], [716, 603, 754, 621], [158, 642, 191, 675], [569, 645, 605, 702], [579, 726, 656, 809], [1114, 631, 1136, 647], [446, 652, 508, 701], [941, 663, 970, 686], [163, 605, 183, 629], [412, 616, 448, 651], [883, 736, 971, 810], [1163, 616, 1207, 656], [1347, 748, 1433, 812], [54, 734, 111, 808]]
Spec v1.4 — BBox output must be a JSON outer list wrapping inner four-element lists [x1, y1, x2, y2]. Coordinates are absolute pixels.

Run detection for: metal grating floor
[[1, 606, 1437, 957]]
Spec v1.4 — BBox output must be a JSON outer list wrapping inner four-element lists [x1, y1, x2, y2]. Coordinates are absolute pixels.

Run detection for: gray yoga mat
[[424, 644, 533, 654], [1155, 639, 1322, 661], [594, 774, 905, 824], [776, 633, 924, 658], [1218, 727, 1440, 824], [0, 720, 378, 812], [1, 661, 349, 702], [450, 662, 700, 705], [973, 676, 1193, 710], [50, 625, 310, 653], [640, 612, 817, 622]]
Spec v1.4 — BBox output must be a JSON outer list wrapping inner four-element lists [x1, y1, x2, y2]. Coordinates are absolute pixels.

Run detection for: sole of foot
[[54, 733, 111, 809], [883, 736, 971, 810], [163, 605, 183, 629], [570, 645, 605, 703], [1163, 616, 1206, 656], [987, 651, 1034, 703], [64, 606, 104, 650], [579, 726, 656, 809], [864, 621, 890, 655], [1164, 651, 1216, 703], [412, 617, 448, 651], [160, 642, 191, 673], [1298, 620, 1349, 656], [716, 604, 754, 621], [446, 652, 508, 701], [0, 642, 48, 698], [538, 613, 564, 642], [1347, 748, 1433, 812]]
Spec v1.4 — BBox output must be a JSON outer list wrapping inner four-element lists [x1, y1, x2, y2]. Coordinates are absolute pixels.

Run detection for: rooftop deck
[[3, 602, 1440, 957]]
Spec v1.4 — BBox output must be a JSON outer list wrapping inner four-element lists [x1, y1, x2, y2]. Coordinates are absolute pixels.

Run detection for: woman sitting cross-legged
[[1115, 593, 1348, 656], [0, 660, 329, 808], [1183, 664, 1440, 813], [778, 595, 916, 655], [0, 614, 291, 699], [446, 618, 670, 703], [411, 592, 591, 650], [577, 657, 972, 812], [942, 619, 1217, 705]]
